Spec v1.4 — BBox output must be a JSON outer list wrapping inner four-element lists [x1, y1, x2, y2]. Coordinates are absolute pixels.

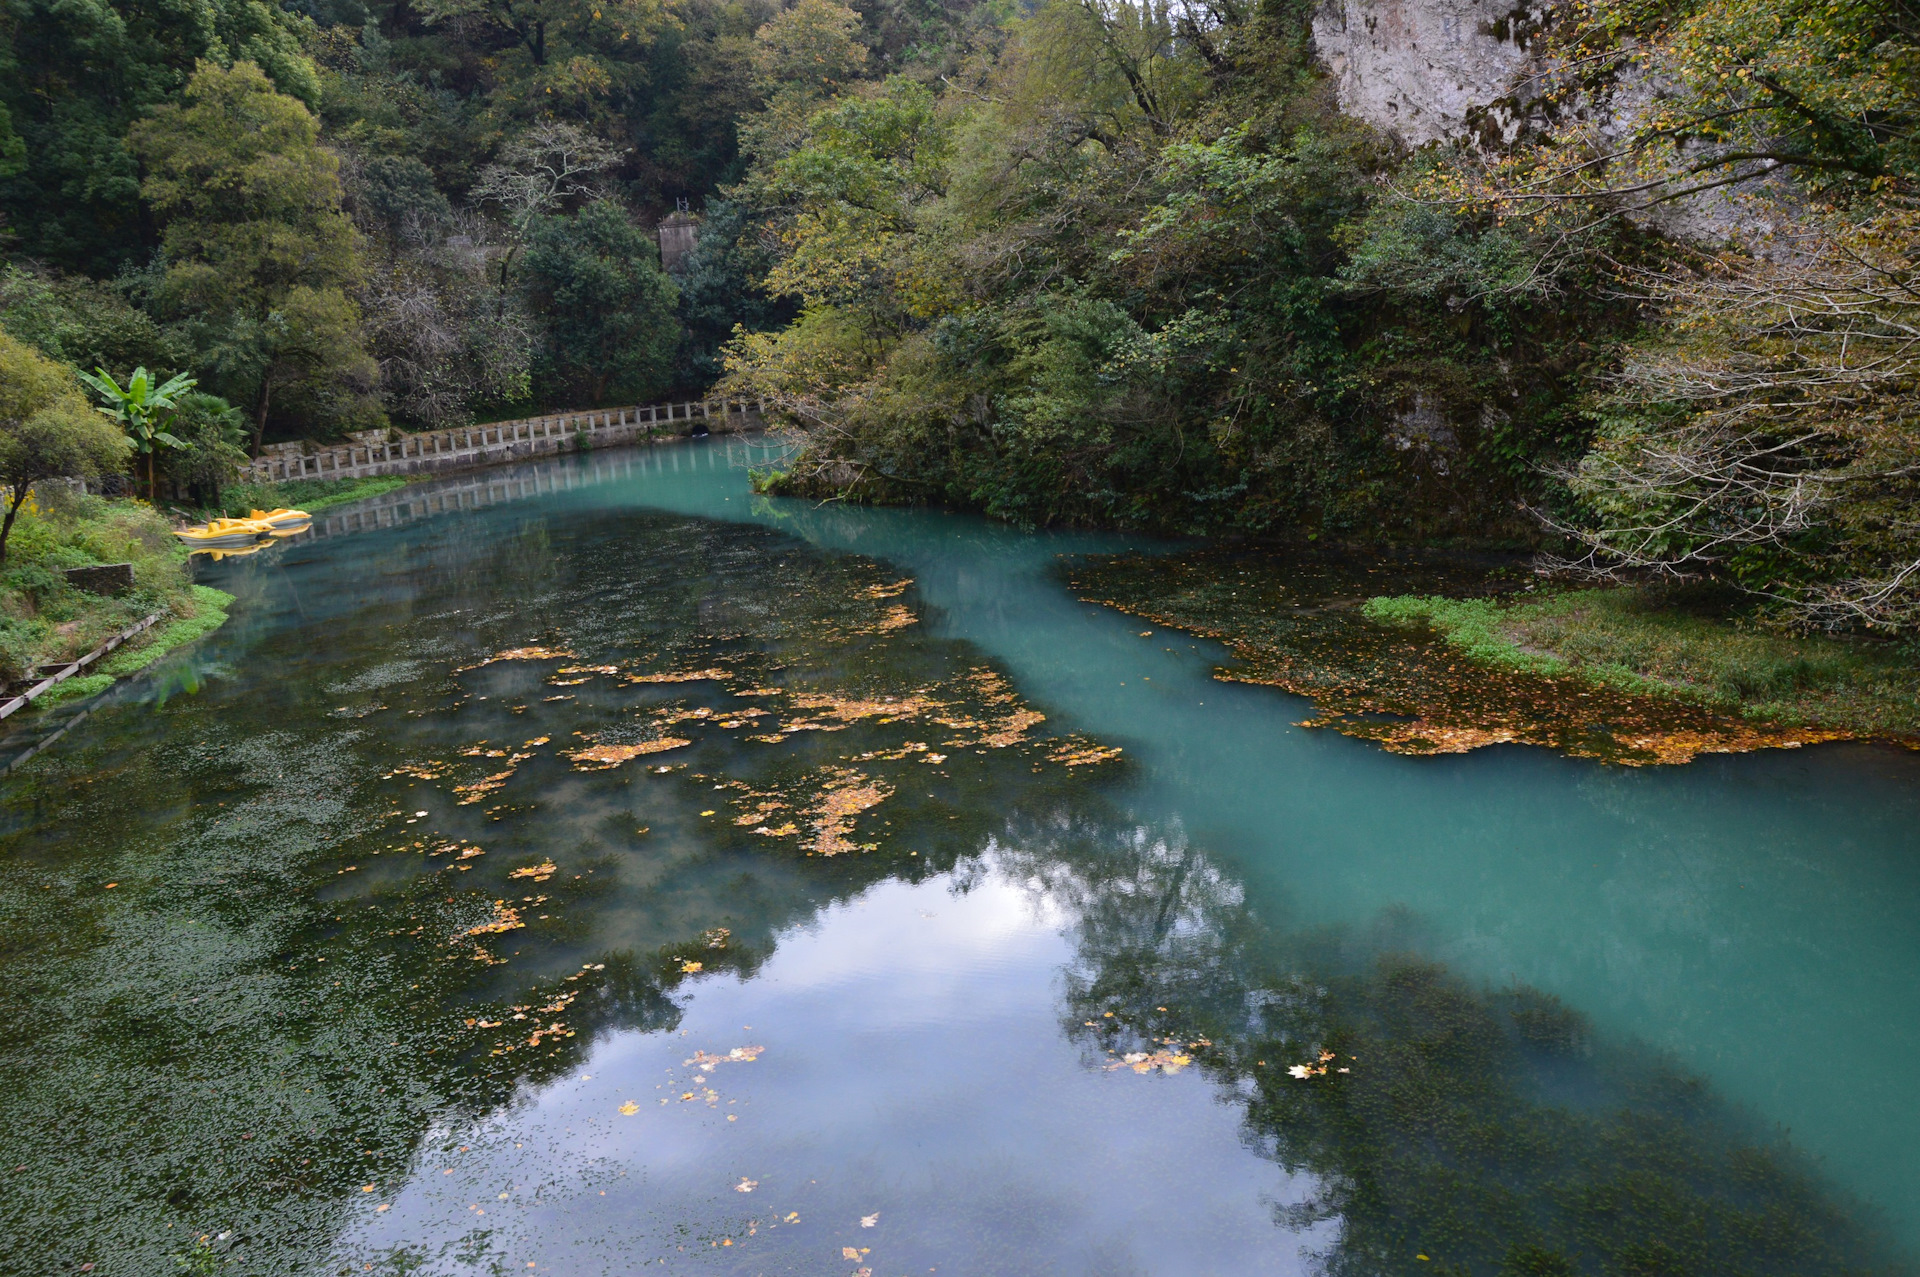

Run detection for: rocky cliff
[[1312, 0, 1551, 147]]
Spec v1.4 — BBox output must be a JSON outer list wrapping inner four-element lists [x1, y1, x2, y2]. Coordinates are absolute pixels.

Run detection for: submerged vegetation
[[1, 498, 1907, 1274]]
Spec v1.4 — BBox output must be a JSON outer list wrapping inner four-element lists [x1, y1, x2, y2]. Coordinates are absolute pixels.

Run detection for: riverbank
[[0, 491, 216, 687], [1366, 588, 1920, 741], [1065, 548, 1911, 764], [200, 474, 410, 519], [32, 584, 232, 709]]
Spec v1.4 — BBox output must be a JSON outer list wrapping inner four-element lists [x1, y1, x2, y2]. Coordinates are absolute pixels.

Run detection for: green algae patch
[[1069, 549, 1858, 765], [1369, 589, 1920, 740]]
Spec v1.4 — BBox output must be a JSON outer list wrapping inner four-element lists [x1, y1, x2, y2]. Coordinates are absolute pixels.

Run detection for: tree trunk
[[251, 378, 272, 457], [0, 484, 30, 564]]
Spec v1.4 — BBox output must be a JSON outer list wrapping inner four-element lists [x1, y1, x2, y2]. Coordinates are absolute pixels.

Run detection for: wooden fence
[[240, 398, 765, 485]]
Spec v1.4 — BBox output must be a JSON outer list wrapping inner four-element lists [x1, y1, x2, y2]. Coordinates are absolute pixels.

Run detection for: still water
[[3, 438, 1918, 1276]]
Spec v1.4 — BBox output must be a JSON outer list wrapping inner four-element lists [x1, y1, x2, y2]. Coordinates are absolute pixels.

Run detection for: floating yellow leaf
[[567, 739, 692, 770], [619, 1101, 639, 1115]]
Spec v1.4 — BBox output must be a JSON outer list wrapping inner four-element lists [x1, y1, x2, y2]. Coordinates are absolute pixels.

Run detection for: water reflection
[[0, 441, 1911, 1275]]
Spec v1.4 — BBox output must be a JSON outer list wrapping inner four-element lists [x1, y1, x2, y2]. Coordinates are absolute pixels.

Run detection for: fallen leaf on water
[[510, 862, 557, 880], [1047, 740, 1123, 767], [686, 1046, 764, 1071], [567, 739, 692, 769], [680, 960, 703, 974], [454, 902, 524, 941], [618, 1101, 639, 1115], [1105, 1051, 1191, 1075], [859, 1213, 878, 1227], [842, 1248, 866, 1260], [736, 1178, 757, 1193]]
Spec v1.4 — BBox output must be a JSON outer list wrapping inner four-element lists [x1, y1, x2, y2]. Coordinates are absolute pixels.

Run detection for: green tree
[[0, 333, 131, 562], [349, 154, 452, 258], [75, 366, 195, 499], [129, 59, 379, 451], [158, 392, 250, 509], [522, 201, 681, 404], [0, 265, 191, 379], [0, 0, 319, 272]]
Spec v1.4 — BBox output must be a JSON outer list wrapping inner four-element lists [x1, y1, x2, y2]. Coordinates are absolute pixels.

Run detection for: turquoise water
[[2, 437, 1916, 1275]]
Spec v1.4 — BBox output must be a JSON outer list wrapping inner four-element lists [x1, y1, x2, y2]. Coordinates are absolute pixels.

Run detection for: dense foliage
[[0, 0, 1913, 625], [712, 0, 1919, 628]]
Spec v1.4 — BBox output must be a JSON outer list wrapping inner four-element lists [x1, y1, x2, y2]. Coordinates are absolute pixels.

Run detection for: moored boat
[[173, 516, 273, 549], [247, 507, 312, 529]]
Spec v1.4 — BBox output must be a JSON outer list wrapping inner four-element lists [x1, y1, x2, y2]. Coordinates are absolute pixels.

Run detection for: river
[[2, 436, 1916, 1276]]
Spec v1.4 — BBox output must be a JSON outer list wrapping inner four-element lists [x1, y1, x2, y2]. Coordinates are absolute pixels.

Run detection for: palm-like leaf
[[80, 365, 198, 455]]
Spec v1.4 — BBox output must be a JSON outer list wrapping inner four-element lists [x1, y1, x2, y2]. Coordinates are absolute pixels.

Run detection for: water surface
[[2, 438, 1916, 1276]]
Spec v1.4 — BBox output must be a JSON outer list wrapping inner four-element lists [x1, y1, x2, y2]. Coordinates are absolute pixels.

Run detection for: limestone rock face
[[1311, 0, 1550, 146]]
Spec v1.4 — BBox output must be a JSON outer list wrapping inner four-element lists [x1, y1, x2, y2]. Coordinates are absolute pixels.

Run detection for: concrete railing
[[240, 398, 765, 485], [293, 433, 791, 542]]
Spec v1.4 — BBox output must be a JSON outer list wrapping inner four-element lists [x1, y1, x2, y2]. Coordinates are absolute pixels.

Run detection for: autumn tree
[[471, 122, 626, 288], [0, 332, 129, 562], [130, 60, 379, 451], [737, 0, 870, 161]]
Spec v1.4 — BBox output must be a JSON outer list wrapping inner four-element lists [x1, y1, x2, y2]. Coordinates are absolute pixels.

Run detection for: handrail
[[239, 398, 766, 485], [0, 611, 164, 720]]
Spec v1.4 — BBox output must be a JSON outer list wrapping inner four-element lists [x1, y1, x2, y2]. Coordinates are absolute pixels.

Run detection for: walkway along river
[[2, 438, 1917, 1275]]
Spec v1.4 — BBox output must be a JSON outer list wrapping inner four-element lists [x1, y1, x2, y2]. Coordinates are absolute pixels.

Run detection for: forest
[[0, 0, 1916, 627]]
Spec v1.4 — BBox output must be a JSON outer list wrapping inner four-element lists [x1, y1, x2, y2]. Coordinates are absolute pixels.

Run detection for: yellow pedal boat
[[247, 507, 313, 529], [174, 516, 273, 549]]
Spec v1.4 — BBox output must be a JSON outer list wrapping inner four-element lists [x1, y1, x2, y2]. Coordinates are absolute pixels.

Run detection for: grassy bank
[[1364, 589, 1920, 738], [210, 474, 409, 518], [0, 490, 210, 683], [35, 584, 233, 709]]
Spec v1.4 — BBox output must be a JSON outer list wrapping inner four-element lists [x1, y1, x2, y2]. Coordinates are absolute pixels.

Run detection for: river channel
[[3, 437, 1918, 1276]]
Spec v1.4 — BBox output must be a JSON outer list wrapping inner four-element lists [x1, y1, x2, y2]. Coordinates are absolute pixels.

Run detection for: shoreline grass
[[1364, 588, 1920, 738], [34, 584, 234, 709], [210, 474, 409, 519]]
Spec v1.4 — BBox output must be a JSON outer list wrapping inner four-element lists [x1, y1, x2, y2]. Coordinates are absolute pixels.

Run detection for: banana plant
[[76, 366, 197, 500]]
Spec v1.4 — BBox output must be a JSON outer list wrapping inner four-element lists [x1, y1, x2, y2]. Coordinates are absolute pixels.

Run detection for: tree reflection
[[991, 813, 1911, 1277]]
